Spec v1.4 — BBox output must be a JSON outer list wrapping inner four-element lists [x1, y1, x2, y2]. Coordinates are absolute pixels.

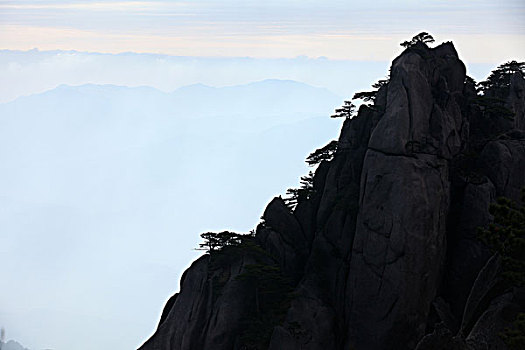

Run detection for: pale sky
[[0, 0, 524, 62]]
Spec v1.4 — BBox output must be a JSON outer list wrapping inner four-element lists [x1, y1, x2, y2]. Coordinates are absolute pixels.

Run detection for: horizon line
[[0, 47, 392, 63], [1, 46, 520, 65], [0, 78, 343, 105]]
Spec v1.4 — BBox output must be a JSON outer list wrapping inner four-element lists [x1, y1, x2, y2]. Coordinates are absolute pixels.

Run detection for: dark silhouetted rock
[[479, 138, 525, 201], [139, 41, 525, 350], [508, 72, 525, 130], [347, 42, 467, 349]]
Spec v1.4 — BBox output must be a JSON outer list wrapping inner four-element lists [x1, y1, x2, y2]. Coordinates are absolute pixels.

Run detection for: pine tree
[[478, 61, 525, 97], [331, 100, 356, 119], [400, 32, 435, 48], [353, 78, 389, 103], [284, 171, 315, 209], [197, 232, 222, 253], [306, 140, 338, 166], [197, 231, 244, 254]]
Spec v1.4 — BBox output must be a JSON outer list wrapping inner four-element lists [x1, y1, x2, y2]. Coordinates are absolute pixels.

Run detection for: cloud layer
[[0, 0, 524, 61]]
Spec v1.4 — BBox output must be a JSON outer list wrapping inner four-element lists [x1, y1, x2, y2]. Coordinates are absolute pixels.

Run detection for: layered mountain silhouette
[[138, 41, 525, 349], [0, 79, 343, 350], [0, 340, 30, 350]]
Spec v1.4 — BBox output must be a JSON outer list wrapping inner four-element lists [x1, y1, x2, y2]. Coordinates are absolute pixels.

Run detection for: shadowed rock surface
[[139, 41, 525, 350]]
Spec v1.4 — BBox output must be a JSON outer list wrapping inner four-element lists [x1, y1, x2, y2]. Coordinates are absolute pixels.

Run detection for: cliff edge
[[139, 40, 525, 350]]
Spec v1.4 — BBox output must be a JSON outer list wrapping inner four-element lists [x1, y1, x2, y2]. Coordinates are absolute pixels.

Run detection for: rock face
[[139, 42, 525, 350], [346, 43, 467, 349]]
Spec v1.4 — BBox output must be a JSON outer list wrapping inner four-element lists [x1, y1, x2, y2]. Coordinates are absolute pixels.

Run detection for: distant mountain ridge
[[4, 79, 341, 122], [0, 48, 391, 104], [1, 340, 30, 350], [0, 76, 343, 350]]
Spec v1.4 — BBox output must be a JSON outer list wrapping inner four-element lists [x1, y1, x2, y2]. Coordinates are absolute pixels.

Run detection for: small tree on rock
[[353, 77, 390, 103], [400, 32, 435, 48], [331, 101, 356, 119], [197, 231, 244, 254], [306, 140, 338, 166], [478, 60, 525, 97], [197, 232, 221, 253], [284, 171, 315, 209]]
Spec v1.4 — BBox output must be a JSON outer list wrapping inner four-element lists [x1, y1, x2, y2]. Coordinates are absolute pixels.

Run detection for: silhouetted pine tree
[[306, 140, 338, 166], [400, 32, 435, 48], [353, 77, 389, 103], [331, 100, 356, 119], [284, 171, 315, 210], [478, 61, 525, 98]]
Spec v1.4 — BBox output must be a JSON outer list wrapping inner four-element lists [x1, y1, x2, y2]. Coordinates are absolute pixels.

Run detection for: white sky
[[0, 0, 524, 62]]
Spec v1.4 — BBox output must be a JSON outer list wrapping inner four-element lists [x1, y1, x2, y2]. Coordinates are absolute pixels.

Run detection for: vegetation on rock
[[478, 61, 525, 97], [305, 140, 338, 167], [470, 95, 515, 120], [479, 189, 525, 348], [479, 189, 525, 287], [400, 31, 435, 48], [284, 171, 315, 210], [331, 100, 356, 119], [352, 77, 389, 104], [141, 35, 525, 350], [197, 231, 248, 254]]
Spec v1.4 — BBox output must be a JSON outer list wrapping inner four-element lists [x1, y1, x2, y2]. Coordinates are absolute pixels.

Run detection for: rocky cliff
[[139, 41, 525, 350]]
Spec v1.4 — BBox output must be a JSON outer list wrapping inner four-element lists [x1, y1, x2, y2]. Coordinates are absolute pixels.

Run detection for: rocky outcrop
[[139, 42, 525, 350], [345, 43, 468, 349], [367, 42, 466, 159], [479, 136, 525, 201], [140, 252, 276, 350]]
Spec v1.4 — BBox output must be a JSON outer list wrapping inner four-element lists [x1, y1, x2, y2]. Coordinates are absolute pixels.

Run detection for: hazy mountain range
[[1, 340, 30, 350], [0, 79, 343, 350], [0, 49, 497, 104]]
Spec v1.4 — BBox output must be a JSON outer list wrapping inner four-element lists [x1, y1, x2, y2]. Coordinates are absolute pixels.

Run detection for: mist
[[0, 49, 504, 350]]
